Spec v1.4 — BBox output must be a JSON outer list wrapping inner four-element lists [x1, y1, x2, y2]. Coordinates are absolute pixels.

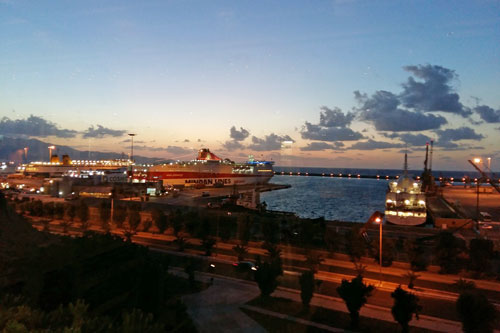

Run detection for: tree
[[232, 243, 248, 262], [434, 232, 465, 274], [175, 235, 187, 252], [453, 278, 476, 292], [43, 201, 55, 218], [99, 201, 111, 231], [152, 208, 168, 234], [263, 242, 283, 275], [391, 286, 422, 333], [124, 207, 141, 241], [254, 259, 280, 298], [66, 204, 76, 221], [402, 271, 420, 289], [468, 238, 494, 275], [405, 238, 430, 271], [238, 215, 251, 245], [344, 228, 366, 262], [305, 251, 324, 274], [113, 205, 127, 229], [202, 237, 216, 256], [77, 201, 89, 230], [456, 291, 496, 333], [54, 202, 65, 220], [299, 270, 315, 308], [336, 275, 375, 329]]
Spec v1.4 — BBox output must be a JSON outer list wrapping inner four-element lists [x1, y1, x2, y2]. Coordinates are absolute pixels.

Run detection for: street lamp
[[48, 146, 55, 161], [128, 133, 136, 162], [375, 216, 382, 284], [24, 147, 28, 162], [474, 158, 482, 230]]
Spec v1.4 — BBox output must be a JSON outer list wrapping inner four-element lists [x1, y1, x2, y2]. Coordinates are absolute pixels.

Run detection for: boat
[[133, 148, 274, 187], [385, 152, 427, 226]]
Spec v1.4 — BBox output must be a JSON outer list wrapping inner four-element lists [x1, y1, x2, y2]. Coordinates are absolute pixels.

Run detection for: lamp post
[[24, 147, 28, 162], [474, 158, 482, 230], [128, 133, 136, 162], [48, 145, 55, 161], [375, 216, 382, 284]]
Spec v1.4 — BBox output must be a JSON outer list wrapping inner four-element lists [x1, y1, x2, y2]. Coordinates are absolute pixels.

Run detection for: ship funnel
[[50, 154, 60, 163], [62, 154, 71, 165], [197, 148, 222, 161]]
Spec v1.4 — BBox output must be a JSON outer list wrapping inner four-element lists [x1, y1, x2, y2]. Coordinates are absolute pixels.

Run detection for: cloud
[[350, 139, 405, 150], [435, 126, 484, 142], [382, 133, 433, 146], [319, 106, 355, 127], [400, 64, 472, 117], [301, 122, 364, 141], [133, 145, 193, 155], [475, 105, 500, 123], [300, 141, 344, 151], [165, 146, 193, 155], [0, 115, 77, 138], [83, 125, 126, 138], [248, 133, 294, 151], [355, 90, 448, 131], [222, 140, 245, 151], [301, 106, 363, 142], [229, 126, 250, 141]]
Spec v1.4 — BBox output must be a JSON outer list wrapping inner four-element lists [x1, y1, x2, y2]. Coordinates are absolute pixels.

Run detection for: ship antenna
[[404, 145, 408, 176]]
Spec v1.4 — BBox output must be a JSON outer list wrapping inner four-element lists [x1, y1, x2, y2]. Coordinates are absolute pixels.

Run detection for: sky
[[1, 0, 500, 170]]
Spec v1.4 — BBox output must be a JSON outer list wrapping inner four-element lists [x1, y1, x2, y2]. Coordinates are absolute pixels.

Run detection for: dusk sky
[[1, 0, 500, 170]]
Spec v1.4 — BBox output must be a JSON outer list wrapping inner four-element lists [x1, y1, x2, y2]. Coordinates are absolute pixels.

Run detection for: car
[[64, 192, 79, 201], [232, 261, 258, 271]]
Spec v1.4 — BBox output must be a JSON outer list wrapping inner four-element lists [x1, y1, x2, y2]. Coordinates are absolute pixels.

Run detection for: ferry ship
[[385, 152, 427, 226], [133, 149, 274, 187]]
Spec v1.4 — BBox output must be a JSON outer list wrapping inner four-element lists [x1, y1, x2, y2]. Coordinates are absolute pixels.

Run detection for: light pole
[[375, 216, 382, 284], [48, 145, 55, 161], [128, 133, 136, 162], [24, 147, 28, 162], [474, 158, 482, 230]]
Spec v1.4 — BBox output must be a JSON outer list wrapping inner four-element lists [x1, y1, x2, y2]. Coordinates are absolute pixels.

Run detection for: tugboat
[[385, 152, 427, 226]]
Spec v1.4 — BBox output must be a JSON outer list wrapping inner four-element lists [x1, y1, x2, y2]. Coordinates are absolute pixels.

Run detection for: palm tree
[[391, 286, 422, 333], [457, 291, 496, 333], [336, 275, 375, 329], [402, 270, 420, 289], [232, 243, 248, 262], [299, 270, 315, 308], [305, 251, 324, 274]]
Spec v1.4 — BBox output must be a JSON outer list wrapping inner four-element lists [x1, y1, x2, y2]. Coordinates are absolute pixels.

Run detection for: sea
[[261, 167, 480, 223]]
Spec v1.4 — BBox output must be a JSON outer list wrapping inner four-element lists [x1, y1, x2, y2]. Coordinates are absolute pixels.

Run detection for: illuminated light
[[330, 173, 333, 176], [392, 182, 398, 186], [396, 190, 401, 193], [377, 175, 380, 178], [339, 173, 342, 177], [59, 191, 63, 196], [40, 187, 44, 192], [386, 199, 393, 203], [413, 183, 418, 187], [450, 177, 454, 181], [348, 174, 351, 177], [418, 200, 425, 205], [357, 174, 360, 178], [322, 173, 325, 176], [462, 178, 465, 181], [474, 158, 481, 163], [404, 199, 410, 205]]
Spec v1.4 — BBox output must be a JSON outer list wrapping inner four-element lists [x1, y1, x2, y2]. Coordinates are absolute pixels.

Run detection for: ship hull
[[148, 171, 272, 187], [385, 215, 426, 226]]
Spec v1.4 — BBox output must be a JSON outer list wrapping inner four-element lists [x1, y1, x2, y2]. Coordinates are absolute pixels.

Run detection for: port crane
[[467, 159, 500, 195]]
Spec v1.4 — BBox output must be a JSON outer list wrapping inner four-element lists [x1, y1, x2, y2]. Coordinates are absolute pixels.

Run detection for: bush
[[457, 291, 496, 333]]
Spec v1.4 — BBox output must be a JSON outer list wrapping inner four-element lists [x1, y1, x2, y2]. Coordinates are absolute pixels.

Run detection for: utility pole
[[128, 133, 136, 162]]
